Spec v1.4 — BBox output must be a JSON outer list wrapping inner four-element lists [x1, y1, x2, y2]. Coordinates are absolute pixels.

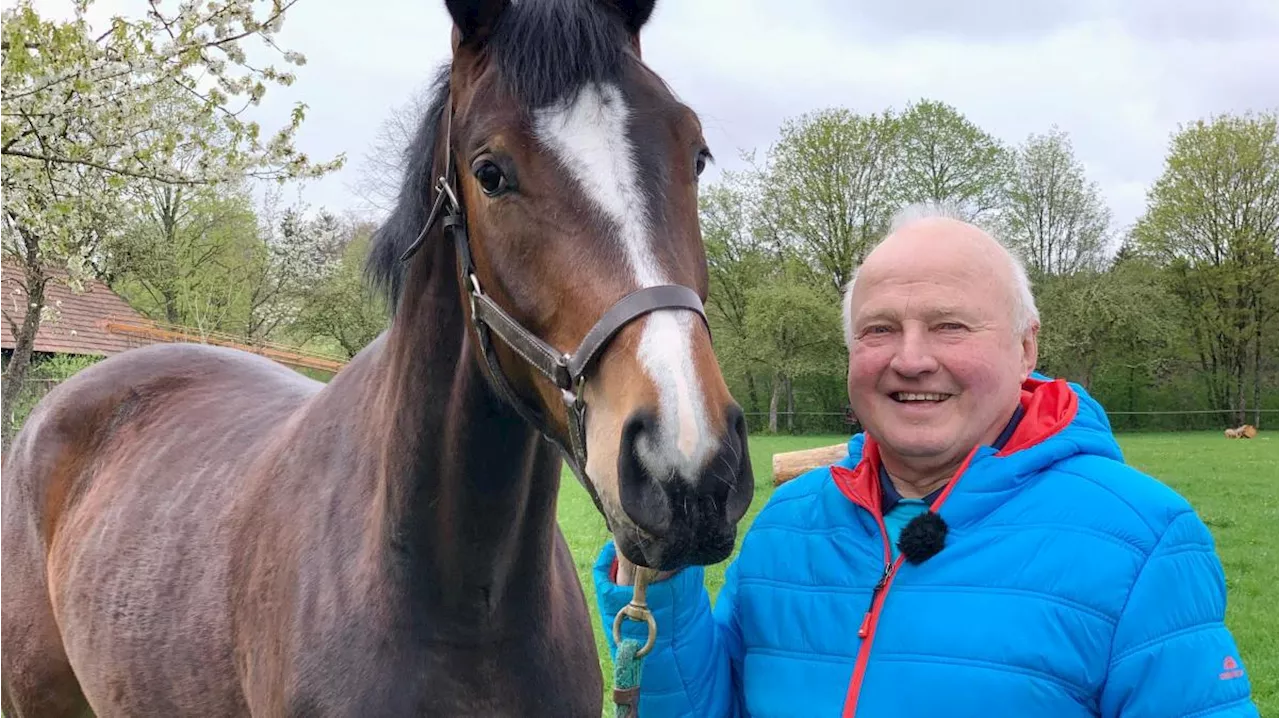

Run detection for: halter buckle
[[436, 175, 460, 212], [466, 273, 481, 323]]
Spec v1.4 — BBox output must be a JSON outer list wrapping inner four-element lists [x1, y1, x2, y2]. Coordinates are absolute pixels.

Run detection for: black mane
[[365, 0, 633, 310]]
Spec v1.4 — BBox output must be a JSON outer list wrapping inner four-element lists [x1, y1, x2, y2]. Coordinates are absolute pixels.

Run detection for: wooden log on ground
[[1225, 424, 1259, 439], [772, 443, 848, 486]]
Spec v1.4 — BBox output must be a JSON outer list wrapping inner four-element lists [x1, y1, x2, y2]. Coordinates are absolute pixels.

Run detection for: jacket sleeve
[[593, 541, 745, 717], [1099, 511, 1259, 718]]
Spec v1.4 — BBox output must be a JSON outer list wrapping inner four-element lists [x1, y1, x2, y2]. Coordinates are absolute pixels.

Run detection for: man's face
[[846, 220, 1037, 472]]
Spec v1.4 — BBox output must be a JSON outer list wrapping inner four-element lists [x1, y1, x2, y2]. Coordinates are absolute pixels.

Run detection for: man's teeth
[[894, 392, 948, 402]]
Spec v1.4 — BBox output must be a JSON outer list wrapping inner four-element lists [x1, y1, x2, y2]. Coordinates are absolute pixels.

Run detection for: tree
[[999, 127, 1112, 276], [291, 220, 388, 358], [1132, 111, 1279, 424], [1034, 265, 1182, 392], [894, 99, 1011, 221], [104, 182, 260, 330], [745, 263, 843, 433], [241, 201, 344, 343], [1, 0, 342, 425], [758, 108, 900, 293], [351, 81, 435, 217], [699, 172, 775, 413]]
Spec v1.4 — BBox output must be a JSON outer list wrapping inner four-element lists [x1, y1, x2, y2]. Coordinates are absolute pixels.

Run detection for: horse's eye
[[473, 160, 508, 196], [695, 148, 712, 178]]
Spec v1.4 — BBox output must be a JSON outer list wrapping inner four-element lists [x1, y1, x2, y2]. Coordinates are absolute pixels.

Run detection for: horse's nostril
[[701, 405, 754, 523], [616, 407, 755, 540], [617, 411, 672, 536], [728, 405, 755, 519]]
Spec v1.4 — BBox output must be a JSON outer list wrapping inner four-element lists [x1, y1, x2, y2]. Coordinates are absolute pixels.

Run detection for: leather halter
[[400, 98, 710, 509]]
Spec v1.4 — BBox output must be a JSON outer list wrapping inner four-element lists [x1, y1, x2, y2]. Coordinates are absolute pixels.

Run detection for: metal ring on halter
[[612, 567, 659, 658], [612, 602, 658, 659]]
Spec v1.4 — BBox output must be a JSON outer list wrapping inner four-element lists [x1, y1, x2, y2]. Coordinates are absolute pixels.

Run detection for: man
[[592, 205, 1257, 717]]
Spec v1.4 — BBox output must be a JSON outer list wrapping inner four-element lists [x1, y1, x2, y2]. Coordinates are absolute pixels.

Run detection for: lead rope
[[611, 567, 658, 717]]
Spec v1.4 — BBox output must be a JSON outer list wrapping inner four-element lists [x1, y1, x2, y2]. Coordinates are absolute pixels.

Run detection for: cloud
[[637, 0, 1279, 232], [226, 0, 1275, 236]]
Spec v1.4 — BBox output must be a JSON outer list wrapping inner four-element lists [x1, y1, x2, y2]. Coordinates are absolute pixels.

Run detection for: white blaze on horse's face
[[534, 83, 715, 483]]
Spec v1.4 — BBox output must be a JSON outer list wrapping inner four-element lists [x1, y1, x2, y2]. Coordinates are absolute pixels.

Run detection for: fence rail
[[742, 409, 1279, 434], [104, 319, 348, 374]]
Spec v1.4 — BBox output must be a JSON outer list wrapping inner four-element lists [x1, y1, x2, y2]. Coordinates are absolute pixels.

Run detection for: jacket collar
[[877, 403, 1025, 513]]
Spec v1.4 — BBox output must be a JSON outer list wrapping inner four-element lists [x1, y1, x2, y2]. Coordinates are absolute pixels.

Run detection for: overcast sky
[[52, 0, 1280, 235]]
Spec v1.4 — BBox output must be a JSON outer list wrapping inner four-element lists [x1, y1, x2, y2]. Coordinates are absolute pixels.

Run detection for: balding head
[[843, 205, 1039, 349], [842, 202, 1041, 491]]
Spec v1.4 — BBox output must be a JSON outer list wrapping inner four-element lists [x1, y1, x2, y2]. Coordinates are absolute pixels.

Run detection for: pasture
[[557, 431, 1280, 716]]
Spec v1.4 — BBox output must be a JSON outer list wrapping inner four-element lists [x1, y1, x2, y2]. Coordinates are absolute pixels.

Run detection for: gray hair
[[841, 201, 1040, 349]]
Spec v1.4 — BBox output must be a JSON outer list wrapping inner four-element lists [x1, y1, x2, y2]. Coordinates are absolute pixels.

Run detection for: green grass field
[[556, 432, 1279, 716]]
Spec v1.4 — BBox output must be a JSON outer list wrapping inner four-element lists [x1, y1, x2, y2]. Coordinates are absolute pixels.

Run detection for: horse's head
[[376, 0, 753, 571]]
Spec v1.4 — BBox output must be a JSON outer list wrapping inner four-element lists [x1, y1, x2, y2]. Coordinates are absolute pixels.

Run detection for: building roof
[[1, 262, 349, 374], [1, 262, 152, 357]]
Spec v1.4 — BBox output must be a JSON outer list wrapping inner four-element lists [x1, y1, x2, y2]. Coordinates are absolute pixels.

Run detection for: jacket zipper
[[842, 512, 901, 718], [841, 446, 979, 718], [856, 560, 896, 638]]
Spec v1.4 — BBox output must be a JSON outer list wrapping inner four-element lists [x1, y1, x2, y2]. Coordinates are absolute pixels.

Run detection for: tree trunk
[[1253, 299, 1264, 428], [767, 374, 781, 434], [2, 263, 48, 444], [785, 375, 794, 433], [1127, 365, 1136, 433], [1234, 340, 1248, 427], [164, 289, 180, 325], [1232, 279, 1250, 427], [772, 443, 848, 486], [745, 372, 761, 415]]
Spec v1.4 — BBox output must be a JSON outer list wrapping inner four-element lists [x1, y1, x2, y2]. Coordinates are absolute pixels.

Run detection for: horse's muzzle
[[615, 406, 754, 570]]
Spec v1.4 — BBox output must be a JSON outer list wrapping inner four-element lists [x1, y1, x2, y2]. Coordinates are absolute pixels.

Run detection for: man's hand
[[614, 541, 678, 585]]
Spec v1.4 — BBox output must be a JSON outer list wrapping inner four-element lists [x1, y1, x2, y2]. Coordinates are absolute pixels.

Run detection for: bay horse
[[0, 0, 755, 715]]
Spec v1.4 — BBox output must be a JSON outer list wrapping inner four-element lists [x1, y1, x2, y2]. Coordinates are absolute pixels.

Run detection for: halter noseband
[[400, 98, 710, 509]]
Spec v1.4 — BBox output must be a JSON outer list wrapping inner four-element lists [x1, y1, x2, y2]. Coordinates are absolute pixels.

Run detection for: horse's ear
[[445, 0, 510, 49], [606, 0, 657, 37]]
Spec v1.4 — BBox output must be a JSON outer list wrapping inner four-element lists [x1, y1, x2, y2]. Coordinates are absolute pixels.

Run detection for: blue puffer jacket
[[594, 377, 1257, 717]]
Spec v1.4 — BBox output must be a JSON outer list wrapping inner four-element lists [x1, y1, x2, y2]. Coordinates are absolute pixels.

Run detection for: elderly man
[[592, 206, 1257, 717]]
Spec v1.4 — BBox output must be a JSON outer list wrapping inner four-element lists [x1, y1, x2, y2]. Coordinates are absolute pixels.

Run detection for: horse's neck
[[366, 247, 564, 629]]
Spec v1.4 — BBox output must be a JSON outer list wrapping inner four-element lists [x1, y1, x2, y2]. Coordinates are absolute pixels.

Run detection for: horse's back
[[2, 342, 322, 717], [5, 342, 320, 554]]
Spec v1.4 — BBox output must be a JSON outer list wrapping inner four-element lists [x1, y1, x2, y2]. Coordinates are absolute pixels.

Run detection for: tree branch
[[2, 148, 215, 185], [196, 0, 301, 52]]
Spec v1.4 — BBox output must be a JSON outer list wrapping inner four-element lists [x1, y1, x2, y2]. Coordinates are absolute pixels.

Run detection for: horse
[[0, 0, 756, 715]]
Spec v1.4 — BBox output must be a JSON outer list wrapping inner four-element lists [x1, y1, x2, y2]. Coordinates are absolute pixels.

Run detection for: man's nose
[[889, 326, 939, 376]]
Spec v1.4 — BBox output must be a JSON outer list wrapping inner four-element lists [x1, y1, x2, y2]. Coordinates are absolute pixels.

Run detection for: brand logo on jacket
[[1219, 656, 1244, 681]]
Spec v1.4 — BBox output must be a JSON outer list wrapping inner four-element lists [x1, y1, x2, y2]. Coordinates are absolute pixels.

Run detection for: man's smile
[[889, 392, 953, 403]]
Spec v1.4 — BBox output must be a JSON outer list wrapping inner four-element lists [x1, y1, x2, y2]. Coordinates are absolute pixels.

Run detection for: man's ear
[[445, 0, 510, 50], [1021, 323, 1040, 380]]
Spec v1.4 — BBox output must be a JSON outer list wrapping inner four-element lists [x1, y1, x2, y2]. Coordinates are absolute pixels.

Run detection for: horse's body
[[2, 1, 753, 715], [4, 307, 597, 716]]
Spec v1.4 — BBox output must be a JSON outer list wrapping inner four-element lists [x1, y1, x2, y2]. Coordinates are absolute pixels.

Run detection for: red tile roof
[[1, 262, 152, 357], [1, 262, 349, 374]]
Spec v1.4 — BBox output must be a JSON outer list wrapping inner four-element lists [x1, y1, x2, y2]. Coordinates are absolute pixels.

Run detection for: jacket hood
[[832, 375, 1124, 515]]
